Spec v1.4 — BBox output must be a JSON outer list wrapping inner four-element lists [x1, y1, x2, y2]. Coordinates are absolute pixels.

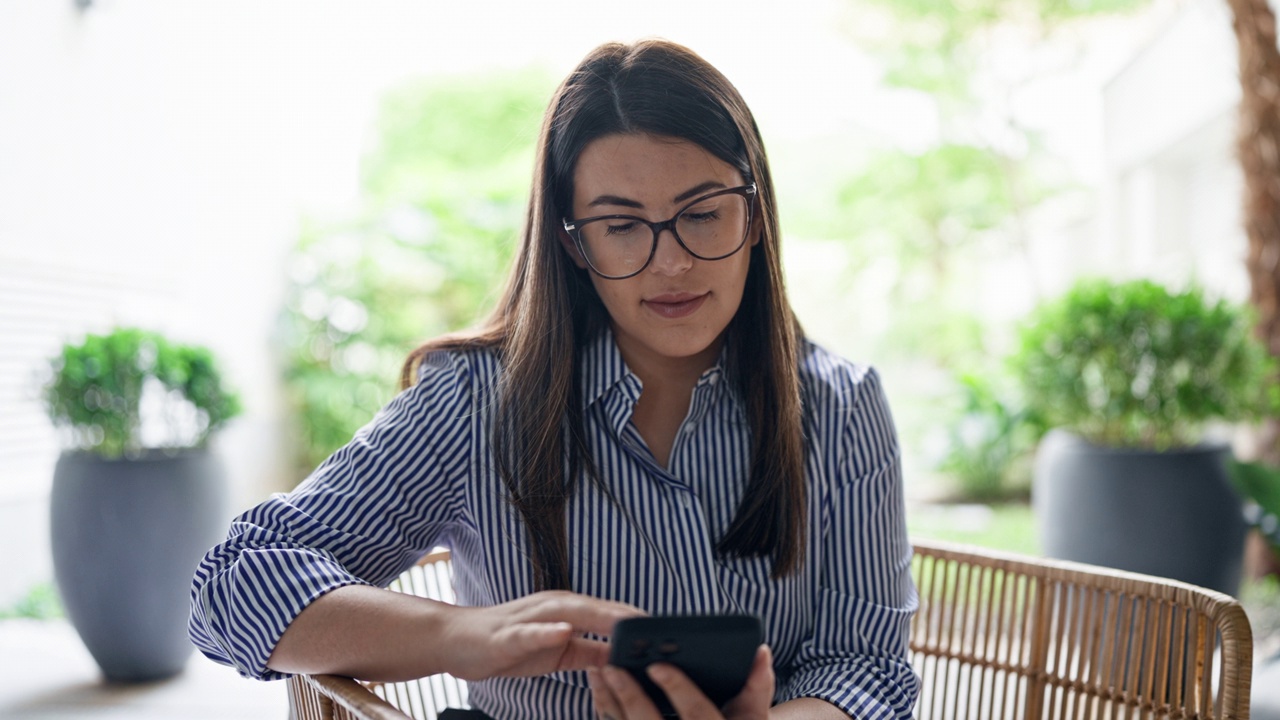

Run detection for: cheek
[[587, 275, 635, 316]]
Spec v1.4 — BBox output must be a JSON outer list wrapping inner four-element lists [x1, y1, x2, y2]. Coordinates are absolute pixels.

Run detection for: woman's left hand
[[587, 645, 775, 720]]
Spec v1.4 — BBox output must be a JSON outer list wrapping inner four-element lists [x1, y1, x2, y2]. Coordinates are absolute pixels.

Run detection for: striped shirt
[[189, 329, 919, 719]]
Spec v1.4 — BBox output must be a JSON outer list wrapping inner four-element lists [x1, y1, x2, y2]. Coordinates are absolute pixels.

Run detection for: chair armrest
[[291, 674, 413, 720]]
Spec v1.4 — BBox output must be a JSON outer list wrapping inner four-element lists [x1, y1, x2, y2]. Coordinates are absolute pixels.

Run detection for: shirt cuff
[[190, 547, 371, 681]]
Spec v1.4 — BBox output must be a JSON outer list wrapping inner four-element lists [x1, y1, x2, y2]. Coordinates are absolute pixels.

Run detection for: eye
[[603, 221, 641, 236], [682, 208, 722, 224]]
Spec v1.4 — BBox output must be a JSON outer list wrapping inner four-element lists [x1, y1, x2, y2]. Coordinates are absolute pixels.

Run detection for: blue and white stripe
[[189, 329, 920, 719]]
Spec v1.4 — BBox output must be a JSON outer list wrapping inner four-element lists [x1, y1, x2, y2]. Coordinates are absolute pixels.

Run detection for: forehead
[[572, 133, 742, 204]]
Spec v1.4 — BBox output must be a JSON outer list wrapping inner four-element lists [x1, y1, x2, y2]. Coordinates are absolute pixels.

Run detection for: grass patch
[[908, 501, 1038, 556]]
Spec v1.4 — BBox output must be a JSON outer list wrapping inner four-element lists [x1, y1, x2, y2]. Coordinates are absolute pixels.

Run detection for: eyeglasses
[[562, 183, 757, 280]]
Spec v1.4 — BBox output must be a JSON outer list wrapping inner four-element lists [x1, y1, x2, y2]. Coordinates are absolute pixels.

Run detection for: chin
[[645, 328, 723, 360]]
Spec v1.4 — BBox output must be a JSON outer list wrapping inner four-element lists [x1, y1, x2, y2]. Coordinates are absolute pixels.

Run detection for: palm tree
[[1225, 0, 1280, 463]]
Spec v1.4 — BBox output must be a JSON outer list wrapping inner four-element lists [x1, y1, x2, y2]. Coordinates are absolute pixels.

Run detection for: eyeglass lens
[[577, 192, 749, 278]]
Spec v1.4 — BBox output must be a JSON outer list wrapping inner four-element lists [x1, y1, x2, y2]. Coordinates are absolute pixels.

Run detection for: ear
[[558, 226, 589, 269], [749, 204, 765, 247]]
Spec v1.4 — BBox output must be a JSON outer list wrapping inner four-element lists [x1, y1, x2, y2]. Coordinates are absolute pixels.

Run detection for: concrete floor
[[0, 618, 287, 719]]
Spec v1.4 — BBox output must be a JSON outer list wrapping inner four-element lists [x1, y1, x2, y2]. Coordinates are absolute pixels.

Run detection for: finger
[[588, 667, 625, 720], [555, 636, 611, 672], [522, 593, 647, 638], [721, 645, 775, 716], [744, 645, 775, 696], [646, 663, 722, 718], [603, 666, 664, 720], [503, 621, 576, 653]]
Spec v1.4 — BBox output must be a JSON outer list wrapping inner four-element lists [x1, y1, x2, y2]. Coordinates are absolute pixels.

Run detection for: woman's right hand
[[438, 591, 646, 681]]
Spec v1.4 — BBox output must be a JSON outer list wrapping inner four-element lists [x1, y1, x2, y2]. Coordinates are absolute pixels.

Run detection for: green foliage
[[837, 144, 1026, 262], [362, 69, 548, 203], [1230, 460, 1280, 551], [1011, 279, 1277, 449], [835, 0, 1151, 279], [1240, 573, 1280, 639], [0, 583, 63, 621], [939, 372, 1042, 500], [831, 145, 1055, 366], [281, 70, 552, 477], [853, 0, 1150, 104], [42, 327, 241, 459]]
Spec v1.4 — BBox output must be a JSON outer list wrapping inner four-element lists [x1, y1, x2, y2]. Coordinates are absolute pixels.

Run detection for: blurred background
[[1, 0, 1273, 712]]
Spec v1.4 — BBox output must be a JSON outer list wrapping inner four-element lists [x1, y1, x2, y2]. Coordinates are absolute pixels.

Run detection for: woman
[[190, 39, 919, 720]]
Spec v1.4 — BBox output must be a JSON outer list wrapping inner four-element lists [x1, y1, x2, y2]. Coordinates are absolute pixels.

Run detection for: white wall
[[1099, 0, 1251, 299], [0, 1, 365, 603]]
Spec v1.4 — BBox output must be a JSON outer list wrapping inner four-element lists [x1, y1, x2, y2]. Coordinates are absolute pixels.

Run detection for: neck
[[612, 329, 724, 396], [612, 326, 726, 469]]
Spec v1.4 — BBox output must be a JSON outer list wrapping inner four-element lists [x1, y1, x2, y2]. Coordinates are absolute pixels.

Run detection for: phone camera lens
[[629, 639, 651, 658], [657, 640, 680, 655]]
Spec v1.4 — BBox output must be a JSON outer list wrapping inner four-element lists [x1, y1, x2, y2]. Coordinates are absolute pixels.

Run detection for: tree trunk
[[1225, 0, 1280, 465]]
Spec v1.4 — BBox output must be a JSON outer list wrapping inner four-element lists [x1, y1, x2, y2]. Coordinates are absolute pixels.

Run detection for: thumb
[[727, 644, 775, 711]]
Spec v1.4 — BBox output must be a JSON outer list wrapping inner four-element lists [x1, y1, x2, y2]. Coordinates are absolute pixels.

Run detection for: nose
[[647, 226, 694, 276]]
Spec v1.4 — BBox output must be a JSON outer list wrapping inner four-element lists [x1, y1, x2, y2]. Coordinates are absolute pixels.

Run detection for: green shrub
[[280, 70, 550, 478], [42, 327, 241, 459], [938, 372, 1041, 500], [1010, 278, 1276, 449]]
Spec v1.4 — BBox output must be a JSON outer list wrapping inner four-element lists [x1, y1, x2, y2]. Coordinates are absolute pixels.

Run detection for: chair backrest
[[287, 540, 1252, 720], [911, 541, 1251, 720]]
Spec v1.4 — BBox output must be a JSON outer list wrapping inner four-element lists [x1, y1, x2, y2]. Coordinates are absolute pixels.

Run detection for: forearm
[[771, 697, 851, 719], [267, 584, 455, 682]]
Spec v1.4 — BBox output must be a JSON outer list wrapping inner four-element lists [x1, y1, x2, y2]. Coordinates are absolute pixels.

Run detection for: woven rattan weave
[[285, 541, 1252, 720]]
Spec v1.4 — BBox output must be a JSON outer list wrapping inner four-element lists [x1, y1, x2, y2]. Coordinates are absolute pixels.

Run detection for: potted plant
[[1011, 278, 1275, 595], [42, 327, 240, 682]]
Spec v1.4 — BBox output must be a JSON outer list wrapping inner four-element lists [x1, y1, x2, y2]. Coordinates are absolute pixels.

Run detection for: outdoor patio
[[0, 618, 285, 719]]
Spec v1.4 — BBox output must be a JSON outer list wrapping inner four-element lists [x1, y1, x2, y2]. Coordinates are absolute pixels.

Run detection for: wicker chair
[[286, 541, 1252, 720]]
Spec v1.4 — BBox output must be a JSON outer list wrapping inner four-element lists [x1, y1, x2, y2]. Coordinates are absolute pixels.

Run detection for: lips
[[643, 292, 709, 319]]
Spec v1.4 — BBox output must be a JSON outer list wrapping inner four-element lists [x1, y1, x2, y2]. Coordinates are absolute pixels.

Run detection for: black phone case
[[607, 614, 762, 717]]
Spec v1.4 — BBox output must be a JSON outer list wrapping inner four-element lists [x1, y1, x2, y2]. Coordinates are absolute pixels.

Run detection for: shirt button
[[679, 494, 692, 508], [683, 424, 696, 434]]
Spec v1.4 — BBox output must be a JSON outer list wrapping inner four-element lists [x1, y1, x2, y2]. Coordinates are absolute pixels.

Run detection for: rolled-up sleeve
[[189, 352, 474, 680], [779, 367, 919, 718]]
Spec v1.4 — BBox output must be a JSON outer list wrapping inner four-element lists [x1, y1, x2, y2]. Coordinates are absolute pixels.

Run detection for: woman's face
[[564, 133, 756, 374]]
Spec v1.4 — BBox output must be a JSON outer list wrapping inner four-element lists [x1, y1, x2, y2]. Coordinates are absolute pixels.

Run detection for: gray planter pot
[[50, 449, 228, 682], [1033, 430, 1245, 596]]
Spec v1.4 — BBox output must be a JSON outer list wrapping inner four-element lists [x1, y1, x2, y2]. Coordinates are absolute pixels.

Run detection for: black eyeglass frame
[[561, 183, 758, 280]]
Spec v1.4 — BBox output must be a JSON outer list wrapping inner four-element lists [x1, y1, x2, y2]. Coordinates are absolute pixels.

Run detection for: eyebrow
[[586, 181, 728, 209]]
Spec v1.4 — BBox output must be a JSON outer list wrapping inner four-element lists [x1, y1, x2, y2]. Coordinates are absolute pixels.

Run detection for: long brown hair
[[401, 39, 807, 592]]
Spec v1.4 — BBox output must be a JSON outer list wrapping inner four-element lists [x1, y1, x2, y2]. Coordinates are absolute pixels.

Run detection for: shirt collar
[[579, 326, 634, 410], [578, 327, 733, 411]]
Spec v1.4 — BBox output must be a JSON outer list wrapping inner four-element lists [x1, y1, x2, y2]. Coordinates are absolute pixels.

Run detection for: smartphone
[[607, 614, 763, 716]]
